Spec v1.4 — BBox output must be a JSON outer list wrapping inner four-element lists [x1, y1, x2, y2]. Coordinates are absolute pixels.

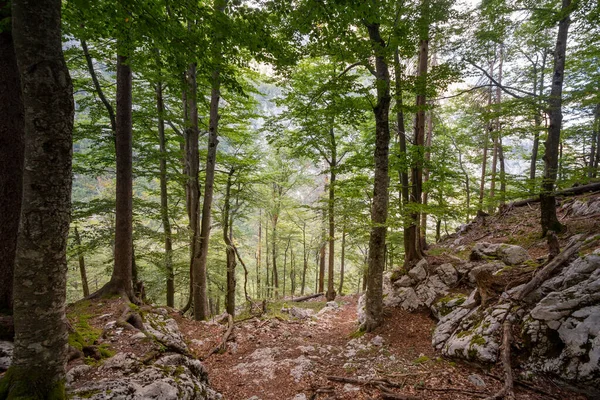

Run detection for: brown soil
[[178, 295, 585, 400]]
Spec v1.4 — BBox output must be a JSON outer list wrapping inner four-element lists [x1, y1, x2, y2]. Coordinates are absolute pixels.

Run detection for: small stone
[[343, 384, 360, 392], [131, 332, 146, 340], [370, 335, 384, 346], [468, 374, 486, 387], [291, 394, 307, 400], [104, 320, 117, 330]]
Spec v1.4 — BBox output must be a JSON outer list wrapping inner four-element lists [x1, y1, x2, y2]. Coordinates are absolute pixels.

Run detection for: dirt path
[[176, 296, 582, 400]]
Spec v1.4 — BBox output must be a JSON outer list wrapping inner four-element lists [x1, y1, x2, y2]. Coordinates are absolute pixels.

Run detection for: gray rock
[[0, 341, 13, 371], [570, 199, 600, 217], [370, 335, 384, 346], [436, 263, 458, 286], [66, 364, 92, 385], [288, 307, 315, 319], [468, 374, 486, 387], [70, 352, 221, 400], [100, 352, 141, 374], [408, 263, 427, 282], [471, 242, 529, 265], [144, 312, 189, 354], [468, 261, 505, 284], [291, 394, 307, 400], [393, 275, 413, 287], [325, 301, 339, 309]]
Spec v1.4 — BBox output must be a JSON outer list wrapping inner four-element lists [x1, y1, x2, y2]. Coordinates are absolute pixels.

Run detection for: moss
[[468, 348, 479, 359], [67, 306, 101, 353], [390, 269, 406, 282], [412, 355, 430, 364], [98, 344, 115, 358], [0, 367, 66, 399], [470, 334, 486, 346]]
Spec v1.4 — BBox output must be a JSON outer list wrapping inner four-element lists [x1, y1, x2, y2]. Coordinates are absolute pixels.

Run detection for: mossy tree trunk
[[1, 0, 74, 397]]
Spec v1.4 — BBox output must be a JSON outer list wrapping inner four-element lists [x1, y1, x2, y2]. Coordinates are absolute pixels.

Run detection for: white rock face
[[433, 252, 600, 394], [70, 352, 221, 400]]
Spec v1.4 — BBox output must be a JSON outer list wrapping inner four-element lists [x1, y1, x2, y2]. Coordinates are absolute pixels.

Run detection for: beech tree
[[0, 0, 74, 396]]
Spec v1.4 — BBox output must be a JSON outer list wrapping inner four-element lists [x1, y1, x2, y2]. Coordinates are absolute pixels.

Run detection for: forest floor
[[175, 295, 585, 400]]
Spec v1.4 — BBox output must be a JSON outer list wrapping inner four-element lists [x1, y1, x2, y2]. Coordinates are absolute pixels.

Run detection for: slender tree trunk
[[283, 238, 290, 297], [301, 222, 307, 295], [420, 110, 433, 247], [93, 50, 134, 300], [479, 56, 495, 212], [192, 0, 228, 320], [0, 13, 24, 314], [541, 0, 571, 235], [181, 62, 200, 313], [271, 204, 279, 297], [318, 241, 326, 293], [338, 228, 346, 295], [223, 170, 236, 316], [594, 104, 600, 177], [256, 210, 262, 298], [589, 104, 599, 178], [74, 227, 90, 298], [404, 13, 429, 267], [265, 216, 270, 298], [156, 78, 174, 307], [530, 50, 547, 184], [326, 130, 337, 301], [3, 0, 73, 395], [363, 21, 392, 332]]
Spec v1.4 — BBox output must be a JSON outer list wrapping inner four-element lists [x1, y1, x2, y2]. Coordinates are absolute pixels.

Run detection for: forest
[[0, 0, 599, 399]]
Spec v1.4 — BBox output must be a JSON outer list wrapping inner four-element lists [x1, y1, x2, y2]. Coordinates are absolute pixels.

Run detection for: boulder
[[288, 307, 315, 319], [468, 261, 505, 284], [144, 311, 189, 354], [408, 262, 427, 282], [470, 242, 529, 265], [436, 263, 458, 286]]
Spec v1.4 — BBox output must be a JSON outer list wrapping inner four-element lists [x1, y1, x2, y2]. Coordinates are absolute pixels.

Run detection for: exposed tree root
[[202, 314, 233, 360]]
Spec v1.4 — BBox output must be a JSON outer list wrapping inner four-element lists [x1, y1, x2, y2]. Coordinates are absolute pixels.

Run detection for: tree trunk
[[181, 61, 200, 313], [74, 227, 90, 298], [93, 50, 134, 300], [318, 242, 326, 293], [338, 228, 346, 295], [420, 109, 433, 248], [404, 14, 429, 267], [3, 0, 73, 395], [156, 78, 174, 307], [192, 0, 227, 320], [541, 0, 571, 236], [326, 130, 337, 301], [271, 203, 279, 297], [224, 170, 236, 316], [265, 215, 270, 298], [256, 210, 262, 298], [283, 238, 290, 297], [589, 104, 599, 178], [0, 12, 24, 314], [530, 50, 547, 185], [363, 21, 391, 332], [301, 222, 307, 295]]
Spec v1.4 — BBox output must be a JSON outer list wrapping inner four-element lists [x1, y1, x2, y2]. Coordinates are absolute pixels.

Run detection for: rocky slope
[[359, 192, 600, 398]]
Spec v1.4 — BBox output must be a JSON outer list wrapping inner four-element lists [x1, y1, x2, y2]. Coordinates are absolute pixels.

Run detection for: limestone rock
[[468, 261, 505, 284], [66, 364, 92, 385], [436, 263, 458, 286], [408, 259, 428, 282], [471, 242, 529, 265], [288, 307, 315, 319], [144, 311, 189, 354]]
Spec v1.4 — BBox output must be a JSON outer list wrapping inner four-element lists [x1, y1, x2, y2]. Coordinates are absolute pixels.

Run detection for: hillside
[[9, 191, 591, 399]]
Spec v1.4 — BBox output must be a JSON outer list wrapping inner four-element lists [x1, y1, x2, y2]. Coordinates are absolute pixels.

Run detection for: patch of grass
[[349, 330, 366, 339], [470, 334, 486, 346], [412, 355, 430, 364]]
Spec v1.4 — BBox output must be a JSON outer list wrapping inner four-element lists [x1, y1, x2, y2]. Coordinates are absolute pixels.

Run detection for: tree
[[0, 0, 73, 396], [0, 0, 24, 315], [540, 0, 573, 235]]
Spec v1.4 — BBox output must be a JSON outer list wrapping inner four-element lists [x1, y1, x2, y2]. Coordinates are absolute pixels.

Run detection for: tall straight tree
[[193, 0, 229, 320], [404, 0, 430, 267], [540, 0, 573, 235], [0, 0, 24, 315], [362, 20, 392, 332], [0, 0, 73, 396]]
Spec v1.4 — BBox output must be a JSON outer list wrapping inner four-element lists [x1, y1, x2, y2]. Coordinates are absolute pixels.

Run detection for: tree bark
[[0, 10, 24, 314], [420, 109, 433, 248], [301, 222, 308, 295], [404, 7, 429, 267], [363, 21, 391, 332], [541, 0, 571, 236], [530, 50, 547, 184], [256, 210, 262, 298], [156, 78, 174, 307], [3, 0, 73, 395], [74, 227, 90, 298], [102, 52, 134, 299], [589, 104, 599, 178], [338, 228, 346, 295], [326, 129, 337, 301], [224, 169, 237, 316], [192, 0, 228, 320]]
